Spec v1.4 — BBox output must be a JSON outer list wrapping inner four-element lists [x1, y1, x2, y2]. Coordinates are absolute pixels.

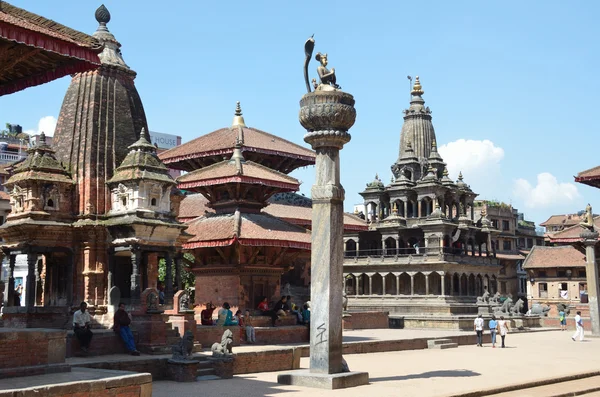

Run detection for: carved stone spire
[[93, 4, 130, 70]]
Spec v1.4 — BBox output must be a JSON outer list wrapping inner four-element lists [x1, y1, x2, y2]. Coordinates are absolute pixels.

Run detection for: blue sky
[[2, 0, 599, 225]]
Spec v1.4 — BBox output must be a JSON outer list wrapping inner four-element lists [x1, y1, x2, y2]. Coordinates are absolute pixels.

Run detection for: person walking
[[474, 314, 484, 347], [489, 315, 498, 348], [559, 308, 567, 331], [498, 316, 510, 348], [572, 311, 584, 341]]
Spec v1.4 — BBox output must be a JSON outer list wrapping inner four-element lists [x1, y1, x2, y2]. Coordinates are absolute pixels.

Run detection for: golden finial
[[443, 167, 449, 176], [458, 171, 463, 181], [411, 76, 424, 95], [431, 139, 437, 150], [232, 101, 246, 128]]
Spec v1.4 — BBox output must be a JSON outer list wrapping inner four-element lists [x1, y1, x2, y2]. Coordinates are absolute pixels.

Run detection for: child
[[244, 309, 256, 344], [301, 303, 310, 325], [559, 309, 566, 331]]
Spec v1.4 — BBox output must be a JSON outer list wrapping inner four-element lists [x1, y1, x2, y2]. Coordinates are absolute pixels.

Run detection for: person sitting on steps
[[73, 301, 93, 354], [113, 302, 140, 356], [257, 296, 279, 327]]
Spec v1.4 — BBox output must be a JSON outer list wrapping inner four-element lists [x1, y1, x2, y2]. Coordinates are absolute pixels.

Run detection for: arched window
[[47, 199, 54, 208], [121, 197, 127, 207], [151, 198, 157, 206]]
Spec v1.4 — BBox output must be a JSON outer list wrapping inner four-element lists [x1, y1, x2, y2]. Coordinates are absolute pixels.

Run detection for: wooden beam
[[273, 247, 289, 266], [214, 247, 228, 264]]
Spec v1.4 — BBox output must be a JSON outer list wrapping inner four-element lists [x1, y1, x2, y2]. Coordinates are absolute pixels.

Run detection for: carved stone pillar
[[165, 251, 174, 305], [410, 274, 415, 296], [382, 274, 386, 295], [25, 251, 37, 308], [368, 274, 373, 295], [4, 254, 16, 307], [441, 273, 445, 296], [458, 277, 463, 296], [355, 241, 360, 257], [107, 250, 115, 291], [356, 275, 362, 296], [403, 201, 408, 219], [417, 200, 422, 218], [450, 274, 454, 296], [35, 255, 43, 306], [130, 248, 142, 302], [582, 231, 600, 336], [425, 273, 430, 295], [395, 274, 400, 295], [175, 255, 182, 292]]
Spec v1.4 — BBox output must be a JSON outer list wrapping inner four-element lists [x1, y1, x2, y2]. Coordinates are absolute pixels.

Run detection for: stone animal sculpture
[[529, 303, 551, 317], [171, 330, 195, 360], [179, 293, 190, 311], [510, 298, 524, 315], [496, 296, 513, 315], [211, 329, 233, 357], [557, 303, 571, 316], [476, 289, 490, 304], [146, 290, 159, 312], [342, 288, 348, 312], [489, 292, 501, 305]]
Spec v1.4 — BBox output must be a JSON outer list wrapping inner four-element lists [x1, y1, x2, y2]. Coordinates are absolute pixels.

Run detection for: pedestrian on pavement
[[572, 311, 584, 342], [559, 309, 567, 331], [489, 315, 498, 348], [474, 314, 484, 347], [498, 316, 510, 348]]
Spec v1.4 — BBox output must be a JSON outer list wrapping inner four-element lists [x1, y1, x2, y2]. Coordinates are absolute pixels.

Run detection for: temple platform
[[0, 367, 151, 397], [391, 314, 544, 331]]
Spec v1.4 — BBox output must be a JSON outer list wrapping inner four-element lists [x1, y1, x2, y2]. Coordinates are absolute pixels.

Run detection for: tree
[[158, 253, 196, 302]]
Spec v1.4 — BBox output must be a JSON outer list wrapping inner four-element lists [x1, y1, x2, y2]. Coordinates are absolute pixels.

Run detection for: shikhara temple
[[343, 77, 503, 322]]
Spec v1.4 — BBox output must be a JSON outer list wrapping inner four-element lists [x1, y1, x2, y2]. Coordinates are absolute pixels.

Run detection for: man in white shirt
[[73, 301, 93, 352], [474, 314, 484, 347], [572, 311, 584, 342]]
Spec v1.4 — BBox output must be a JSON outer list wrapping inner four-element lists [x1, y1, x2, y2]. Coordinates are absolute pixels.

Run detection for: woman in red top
[[257, 297, 269, 312], [257, 297, 279, 326], [200, 302, 216, 325]]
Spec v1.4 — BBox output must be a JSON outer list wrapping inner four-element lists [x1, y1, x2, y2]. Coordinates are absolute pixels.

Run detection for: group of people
[[72, 301, 140, 356], [473, 314, 510, 348], [198, 296, 311, 344]]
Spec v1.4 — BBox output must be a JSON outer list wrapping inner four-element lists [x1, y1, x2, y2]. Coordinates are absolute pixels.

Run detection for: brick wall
[[232, 348, 301, 375], [196, 325, 241, 347], [66, 330, 138, 358], [73, 359, 168, 381], [343, 311, 389, 330], [195, 275, 241, 311], [254, 326, 308, 344], [0, 329, 66, 369]]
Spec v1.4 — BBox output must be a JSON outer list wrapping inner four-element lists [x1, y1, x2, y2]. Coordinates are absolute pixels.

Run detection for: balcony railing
[[344, 246, 482, 258]]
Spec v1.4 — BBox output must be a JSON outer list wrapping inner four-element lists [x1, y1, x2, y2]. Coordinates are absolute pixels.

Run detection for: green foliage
[[158, 254, 196, 301]]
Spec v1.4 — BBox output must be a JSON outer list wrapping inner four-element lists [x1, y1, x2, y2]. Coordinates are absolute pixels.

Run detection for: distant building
[[0, 124, 28, 166], [149, 131, 182, 179]]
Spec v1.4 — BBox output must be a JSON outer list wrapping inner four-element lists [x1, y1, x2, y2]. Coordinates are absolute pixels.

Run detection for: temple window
[[47, 199, 54, 208], [121, 197, 127, 207], [539, 283, 548, 298], [151, 198, 157, 206]]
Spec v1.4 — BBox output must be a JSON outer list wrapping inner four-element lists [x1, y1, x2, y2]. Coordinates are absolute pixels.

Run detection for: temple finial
[[458, 171, 463, 181], [95, 4, 111, 25], [431, 139, 437, 150], [232, 101, 246, 127], [412, 76, 424, 95], [39, 131, 46, 144], [443, 167, 449, 176]]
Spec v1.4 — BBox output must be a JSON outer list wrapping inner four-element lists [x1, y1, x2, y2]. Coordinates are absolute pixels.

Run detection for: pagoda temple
[[0, 6, 186, 328], [342, 77, 501, 321]]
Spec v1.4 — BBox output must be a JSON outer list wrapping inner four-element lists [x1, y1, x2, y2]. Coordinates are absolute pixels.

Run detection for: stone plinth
[[1, 306, 71, 329], [207, 357, 234, 379], [477, 305, 492, 315], [135, 313, 168, 354], [277, 370, 369, 390], [167, 313, 197, 338], [167, 359, 199, 382], [196, 325, 240, 347]]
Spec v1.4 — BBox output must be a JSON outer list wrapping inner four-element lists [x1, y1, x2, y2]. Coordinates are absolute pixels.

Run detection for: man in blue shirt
[[489, 315, 498, 348]]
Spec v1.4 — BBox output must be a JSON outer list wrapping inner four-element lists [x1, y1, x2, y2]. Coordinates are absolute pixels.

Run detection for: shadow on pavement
[[342, 336, 375, 342], [370, 369, 480, 383]]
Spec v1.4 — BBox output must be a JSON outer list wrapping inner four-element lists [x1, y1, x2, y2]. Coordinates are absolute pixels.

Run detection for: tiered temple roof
[[0, 1, 102, 95]]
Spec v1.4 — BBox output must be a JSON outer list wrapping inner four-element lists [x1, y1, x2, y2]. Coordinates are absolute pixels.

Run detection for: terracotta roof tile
[[159, 127, 315, 165], [0, 190, 9, 200], [177, 160, 299, 190], [522, 245, 586, 269], [547, 217, 600, 243], [576, 165, 600, 180], [540, 214, 583, 227]]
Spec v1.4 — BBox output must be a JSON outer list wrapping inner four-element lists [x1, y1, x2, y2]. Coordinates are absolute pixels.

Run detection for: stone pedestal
[[278, 81, 367, 389], [477, 304, 492, 315], [167, 359, 199, 382], [582, 231, 600, 336], [208, 357, 234, 379]]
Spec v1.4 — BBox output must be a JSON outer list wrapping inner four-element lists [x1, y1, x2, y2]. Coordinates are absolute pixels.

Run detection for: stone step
[[426, 338, 453, 348], [196, 374, 221, 381], [435, 343, 459, 349], [196, 360, 213, 369], [196, 368, 216, 377]]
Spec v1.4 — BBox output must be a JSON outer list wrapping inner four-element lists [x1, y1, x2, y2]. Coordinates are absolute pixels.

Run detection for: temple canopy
[[0, 1, 102, 96]]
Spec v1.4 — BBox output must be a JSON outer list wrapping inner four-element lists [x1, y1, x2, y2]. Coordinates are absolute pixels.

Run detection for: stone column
[[368, 274, 373, 295], [165, 251, 174, 305], [403, 201, 408, 218], [4, 254, 16, 307], [356, 275, 362, 296], [410, 274, 415, 295], [25, 251, 37, 308], [35, 255, 43, 306], [458, 277, 463, 296], [175, 255, 182, 292], [417, 200, 422, 218], [107, 251, 115, 291], [582, 230, 600, 336], [130, 248, 142, 302], [450, 274, 454, 296], [381, 238, 386, 255], [425, 273, 430, 295], [298, 88, 355, 375], [395, 274, 400, 295], [382, 274, 386, 295], [441, 273, 445, 296], [355, 241, 360, 257]]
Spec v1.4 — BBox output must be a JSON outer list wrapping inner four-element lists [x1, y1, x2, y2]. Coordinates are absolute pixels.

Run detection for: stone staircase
[[195, 357, 220, 380], [427, 338, 458, 349]]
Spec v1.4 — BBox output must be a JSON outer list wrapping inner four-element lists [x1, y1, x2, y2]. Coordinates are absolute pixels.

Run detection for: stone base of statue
[[477, 304, 492, 315], [167, 359, 200, 382], [207, 357, 234, 379], [277, 370, 369, 390]]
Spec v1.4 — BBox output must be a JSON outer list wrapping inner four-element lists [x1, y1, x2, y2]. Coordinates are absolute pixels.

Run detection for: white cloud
[[513, 172, 580, 209], [24, 116, 57, 136], [438, 139, 505, 180]]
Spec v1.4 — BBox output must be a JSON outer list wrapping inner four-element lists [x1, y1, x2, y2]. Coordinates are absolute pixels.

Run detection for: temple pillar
[[425, 273, 429, 295], [368, 274, 373, 295], [35, 254, 43, 305], [403, 201, 408, 218], [130, 248, 142, 302], [381, 238, 386, 255], [164, 251, 174, 304], [107, 251, 115, 291], [582, 231, 600, 336], [410, 274, 414, 296], [458, 277, 463, 296], [395, 274, 400, 295], [357, 276, 362, 296], [66, 254, 74, 306], [417, 200, 422, 218], [382, 274, 386, 295], [355, 241, 360, 257], [175, 255, 182, 292], [450, 274, 454, 296], [4, 254, 16, 307], [441, 273, 445, 296], [25, 251, 37, 308]]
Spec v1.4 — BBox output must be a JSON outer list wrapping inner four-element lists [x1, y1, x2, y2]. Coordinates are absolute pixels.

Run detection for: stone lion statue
[[476, 289, 490, 304], [211, 329, 233, 357], [171, 330, 195, 360], [510, 298, 524, 315], [179, 293, 190, 311], [529, 303, 551, 317], [489, 292, 501, 305], [496, 296, 513, 314]]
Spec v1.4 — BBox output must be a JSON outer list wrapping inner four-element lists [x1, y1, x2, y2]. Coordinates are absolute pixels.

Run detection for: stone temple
[[342, 77, 502, 327]]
